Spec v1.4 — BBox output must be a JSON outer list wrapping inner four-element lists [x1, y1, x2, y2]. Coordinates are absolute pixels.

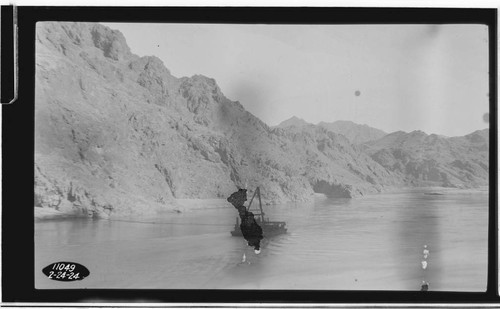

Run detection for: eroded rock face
[[364, 130, 489, 188], [35, 22, 488, 217], [317, 120, 387, 145]]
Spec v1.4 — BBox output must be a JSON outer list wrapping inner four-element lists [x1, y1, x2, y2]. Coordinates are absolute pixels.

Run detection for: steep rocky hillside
[[317, 120, 387, 144], [35, 22, 401, 218], [275, 116, 310, 129], [364, 129, 489, 188], [277, 118, 387, 144]]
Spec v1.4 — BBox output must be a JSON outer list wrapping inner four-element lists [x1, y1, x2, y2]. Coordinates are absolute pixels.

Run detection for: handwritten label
[[42, 262, 89, 282]]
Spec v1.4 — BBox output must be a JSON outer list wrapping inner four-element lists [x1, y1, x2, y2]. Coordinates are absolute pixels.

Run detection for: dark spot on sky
[[355, 90, 361, 97], [483, 113, 489, 123]]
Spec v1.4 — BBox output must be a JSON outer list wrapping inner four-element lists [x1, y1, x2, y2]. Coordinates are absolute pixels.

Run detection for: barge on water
[[230, 187, 287, 237]]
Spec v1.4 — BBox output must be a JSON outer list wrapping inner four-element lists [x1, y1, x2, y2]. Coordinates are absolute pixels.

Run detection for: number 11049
[[52, 263, 76, 272]]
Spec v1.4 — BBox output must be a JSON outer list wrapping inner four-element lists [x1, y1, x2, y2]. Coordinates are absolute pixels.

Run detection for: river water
[[35, 188, 488, 291]]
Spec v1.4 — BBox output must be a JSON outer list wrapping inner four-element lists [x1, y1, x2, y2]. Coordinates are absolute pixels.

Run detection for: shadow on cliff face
[[212, 92, 358, 202], [312, 180, 352, 198], [213, 94, 271, 188]]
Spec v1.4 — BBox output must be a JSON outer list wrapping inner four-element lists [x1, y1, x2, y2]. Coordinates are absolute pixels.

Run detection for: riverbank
[[35, 198, 231, 221], [35, 185, 489, 221]]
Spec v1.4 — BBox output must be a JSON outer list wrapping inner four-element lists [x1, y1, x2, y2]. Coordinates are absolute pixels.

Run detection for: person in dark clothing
[[227, 189, 264, 253]]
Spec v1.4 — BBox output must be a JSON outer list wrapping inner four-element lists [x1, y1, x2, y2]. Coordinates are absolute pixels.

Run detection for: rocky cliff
[[35, 22, 402, 217], [277, 118, 387, 145], [364, 129, 489, 188], [275, 116, 310, 129], [317, 120, 387, 144]]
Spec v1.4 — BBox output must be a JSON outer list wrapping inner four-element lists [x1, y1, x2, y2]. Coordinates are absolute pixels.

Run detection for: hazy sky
[[103, 23, 489, 136]]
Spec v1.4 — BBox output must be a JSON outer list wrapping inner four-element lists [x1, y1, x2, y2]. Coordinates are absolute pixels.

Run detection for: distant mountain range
[[34, 22, 489, 218], [275, 116, 311, 129], [364, 129, 489, 188], [276, 117, 386, 144], [318, 120, 387, 144], [277, 116, 489, 188]]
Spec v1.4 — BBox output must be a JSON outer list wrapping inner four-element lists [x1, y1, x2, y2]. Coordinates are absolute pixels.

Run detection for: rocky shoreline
[[35, 185, 488, 221]]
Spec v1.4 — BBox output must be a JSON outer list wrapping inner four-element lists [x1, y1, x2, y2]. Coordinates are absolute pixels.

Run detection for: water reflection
[[35, 189, 487, 290], [393, 191, 443, 290]]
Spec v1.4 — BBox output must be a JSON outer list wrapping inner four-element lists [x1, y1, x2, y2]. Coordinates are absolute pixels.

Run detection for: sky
[[103, 23, 489, 137]]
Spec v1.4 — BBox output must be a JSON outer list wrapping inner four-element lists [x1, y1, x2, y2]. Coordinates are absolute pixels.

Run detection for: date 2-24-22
[[42, 262, 90, 282]]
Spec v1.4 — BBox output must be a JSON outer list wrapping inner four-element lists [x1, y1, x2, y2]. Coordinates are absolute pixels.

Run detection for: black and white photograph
[[34, 21, 490, 291]]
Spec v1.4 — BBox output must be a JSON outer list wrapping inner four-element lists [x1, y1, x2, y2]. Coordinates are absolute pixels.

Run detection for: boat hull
[[230, 221, 287, 237]]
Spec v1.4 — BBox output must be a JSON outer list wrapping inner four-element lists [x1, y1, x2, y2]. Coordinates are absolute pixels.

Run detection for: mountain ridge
[[317, 120, 387, 144], [35, 22, 489, 218], [276, 117, 387, 144], [364, 128, 489, 188], [35, 22, 400, 218]]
